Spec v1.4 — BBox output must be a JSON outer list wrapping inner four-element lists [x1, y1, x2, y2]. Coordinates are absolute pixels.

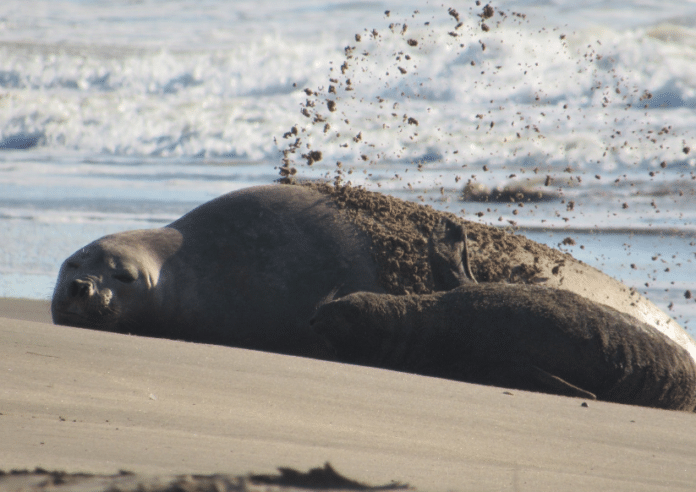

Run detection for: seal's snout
[[52, 273, 116, 329], [69, 278, 95, 298]]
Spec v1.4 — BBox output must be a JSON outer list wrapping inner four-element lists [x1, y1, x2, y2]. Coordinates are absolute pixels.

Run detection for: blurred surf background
[[1, 0, 695, 332]]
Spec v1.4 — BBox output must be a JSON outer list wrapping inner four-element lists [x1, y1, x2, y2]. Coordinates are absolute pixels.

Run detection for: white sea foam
[[1, 1, 695, 166]]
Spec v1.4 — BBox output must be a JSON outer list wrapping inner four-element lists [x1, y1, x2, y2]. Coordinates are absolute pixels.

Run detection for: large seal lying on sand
[[52, 185, 375, 356], [52, 183, 696, 363], [52, 184, 475, 356], [310, 285, 696, 411]]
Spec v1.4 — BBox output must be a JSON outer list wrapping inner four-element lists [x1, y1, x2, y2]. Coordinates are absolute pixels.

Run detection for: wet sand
[[1, 297, 695, 491]]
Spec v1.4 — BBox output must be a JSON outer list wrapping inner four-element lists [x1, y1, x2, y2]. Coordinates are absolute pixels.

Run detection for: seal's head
[[51, 228, 182, 332], [311, 292, 405, 364]]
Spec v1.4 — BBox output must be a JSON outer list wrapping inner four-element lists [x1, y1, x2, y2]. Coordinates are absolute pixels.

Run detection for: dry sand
[[1, 298, 696, 491]]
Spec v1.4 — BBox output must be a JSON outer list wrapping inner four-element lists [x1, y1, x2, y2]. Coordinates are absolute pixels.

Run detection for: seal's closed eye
[[113, 273, 136, 283]]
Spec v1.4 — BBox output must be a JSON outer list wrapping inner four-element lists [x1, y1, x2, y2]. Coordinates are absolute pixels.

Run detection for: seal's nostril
[[70, 279, 91, 298]]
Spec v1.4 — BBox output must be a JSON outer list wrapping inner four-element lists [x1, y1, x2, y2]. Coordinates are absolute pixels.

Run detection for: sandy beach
[[0, 297, 695, 491]]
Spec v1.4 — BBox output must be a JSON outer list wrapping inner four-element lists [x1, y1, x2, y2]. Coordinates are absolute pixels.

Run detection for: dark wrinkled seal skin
[[311, 284, 696, 411], [52, 185, 470, 357]]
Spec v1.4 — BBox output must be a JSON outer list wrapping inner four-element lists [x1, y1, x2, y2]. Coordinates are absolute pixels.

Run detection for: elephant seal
[[52, 182, 695, 364], [51, 184, 471, 356], [310, 285, 696, 411]]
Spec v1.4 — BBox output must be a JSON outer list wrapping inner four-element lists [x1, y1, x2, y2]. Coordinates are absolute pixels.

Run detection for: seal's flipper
[[313, 284, 343, 313], [429, 218, 477, 291], [530, 365, 597, 400]]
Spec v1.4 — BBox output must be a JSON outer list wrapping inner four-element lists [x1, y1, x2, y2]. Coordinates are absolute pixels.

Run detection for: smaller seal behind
[[310, 284, 696, 412]]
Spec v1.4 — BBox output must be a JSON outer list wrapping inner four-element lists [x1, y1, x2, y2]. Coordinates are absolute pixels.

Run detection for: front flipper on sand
[[429, 218, 477, 290]]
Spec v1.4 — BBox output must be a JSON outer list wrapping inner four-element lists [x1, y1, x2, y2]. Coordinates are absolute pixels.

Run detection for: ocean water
[[1, 0, 695, 331]]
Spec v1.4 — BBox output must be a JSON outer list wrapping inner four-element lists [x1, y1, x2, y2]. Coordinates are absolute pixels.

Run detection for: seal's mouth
[[52, 309, 94, 327], [51, 305, 118, 329]]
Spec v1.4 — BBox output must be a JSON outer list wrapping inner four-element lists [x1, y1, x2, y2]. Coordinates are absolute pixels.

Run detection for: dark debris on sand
[[0, 463, 409, 492], [250, 462, 409, 490]]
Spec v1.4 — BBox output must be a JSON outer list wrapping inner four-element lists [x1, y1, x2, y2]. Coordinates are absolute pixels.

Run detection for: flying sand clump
[[275, 2, 693, 204], [276, 4, 501, 187]]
